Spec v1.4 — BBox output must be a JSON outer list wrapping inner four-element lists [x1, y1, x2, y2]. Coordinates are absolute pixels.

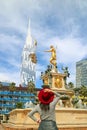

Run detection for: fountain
[[41, 45, 74, 108], [2, 45, 87, 130]]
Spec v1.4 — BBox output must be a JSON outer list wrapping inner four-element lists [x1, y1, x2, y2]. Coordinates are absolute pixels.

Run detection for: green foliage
[[73, 86, 87, 105], [60, 95, 70, 100], [27, 81, 35, 93], [10, 82, 16, 86], [74, 86, 87, 97], [73, 87, 80, 92], [0, 82, 3, 89], [72, 97, 79, 105], [68, 82, 74, 89], [15, 102, 23, 109], [9, 82, 16, 92], [27, 81, 39, 105], [79, 86, 87, 97]]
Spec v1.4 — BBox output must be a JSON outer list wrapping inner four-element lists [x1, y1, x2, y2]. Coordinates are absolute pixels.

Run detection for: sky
[[0, 0, 87, 88]]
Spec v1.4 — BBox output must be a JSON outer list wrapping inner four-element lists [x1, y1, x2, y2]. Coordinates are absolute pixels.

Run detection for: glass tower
[[76, 59, 87, 87], [20, 21, 37, 87]]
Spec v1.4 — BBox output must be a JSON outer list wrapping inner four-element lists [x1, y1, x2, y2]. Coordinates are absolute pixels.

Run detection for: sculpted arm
[[44, 49, 52, 52]]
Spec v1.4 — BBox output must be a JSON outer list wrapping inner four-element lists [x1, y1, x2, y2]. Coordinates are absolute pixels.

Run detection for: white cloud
[[0, 0, 87, 87], [0, 34, 23, 51], [57, 37, 87, 63], [38, 35, 87, 64], [0, 72, 20, 86]]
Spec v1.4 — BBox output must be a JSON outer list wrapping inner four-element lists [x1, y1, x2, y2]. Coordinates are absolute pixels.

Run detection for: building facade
[[76, 59, 87, 87], [20, 21, 37, 87], [0, 82, 35, 115]]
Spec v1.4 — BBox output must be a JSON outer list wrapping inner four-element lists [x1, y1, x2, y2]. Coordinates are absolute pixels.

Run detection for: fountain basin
[[2, 108, 87, 130]]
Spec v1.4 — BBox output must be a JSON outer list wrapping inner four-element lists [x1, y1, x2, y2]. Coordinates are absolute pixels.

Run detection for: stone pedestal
[[41, 71, 66, 89], [41, 70, 74, 108]]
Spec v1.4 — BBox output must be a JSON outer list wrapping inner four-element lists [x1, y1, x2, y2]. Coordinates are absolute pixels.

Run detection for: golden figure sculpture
[[55, 77, 62, 88], [44, 78, 48, 85], [45, 45, 57, 67]]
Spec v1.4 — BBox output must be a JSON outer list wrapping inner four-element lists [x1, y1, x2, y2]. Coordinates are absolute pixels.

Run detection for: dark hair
[[39, 103, 50, 111]]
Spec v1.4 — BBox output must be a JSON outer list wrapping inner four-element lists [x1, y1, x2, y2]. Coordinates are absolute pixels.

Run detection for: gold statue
[[45, 45, 57, 67], [44, 78, 48, 85], [55, 77, 62, 88]]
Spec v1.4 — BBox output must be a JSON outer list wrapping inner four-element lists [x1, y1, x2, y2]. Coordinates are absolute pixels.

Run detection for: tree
[[73, 87, 80, 93], [72, 97, 79, 106], [9, 82, 16, 92], [0, 82, 3, 89], [68, 82, 74, 89], [27, 81, 38, 104], [73, 85, 87, 105], [79, 86, 87, 98], [9, 82, 16, 110], [15, 102, 23, 109], [27, 81, 35, 94]]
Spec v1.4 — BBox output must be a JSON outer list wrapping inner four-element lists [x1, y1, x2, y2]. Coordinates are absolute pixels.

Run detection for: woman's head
[[38, 88, 54, 105]]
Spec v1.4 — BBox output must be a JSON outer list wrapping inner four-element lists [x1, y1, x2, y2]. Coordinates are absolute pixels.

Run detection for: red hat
[[38, 89, 54, 104]]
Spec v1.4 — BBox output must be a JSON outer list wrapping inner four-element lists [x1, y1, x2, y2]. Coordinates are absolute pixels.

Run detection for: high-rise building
[[76, 59, 87, 87], [20, 21, 37, 87]]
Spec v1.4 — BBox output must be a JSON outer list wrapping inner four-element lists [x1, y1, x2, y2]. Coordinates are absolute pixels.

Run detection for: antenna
[[28, 18, 31, 35]]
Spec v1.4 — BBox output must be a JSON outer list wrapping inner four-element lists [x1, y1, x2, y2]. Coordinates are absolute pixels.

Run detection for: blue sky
[[0, 0, 87, 88]]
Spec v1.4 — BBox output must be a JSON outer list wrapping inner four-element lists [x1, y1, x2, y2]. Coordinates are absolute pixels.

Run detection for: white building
[[20, 21, 37, 86]]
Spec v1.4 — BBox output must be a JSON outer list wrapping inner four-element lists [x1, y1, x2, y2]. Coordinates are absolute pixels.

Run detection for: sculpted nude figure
[[45, 45, 57, 67]]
